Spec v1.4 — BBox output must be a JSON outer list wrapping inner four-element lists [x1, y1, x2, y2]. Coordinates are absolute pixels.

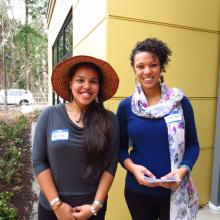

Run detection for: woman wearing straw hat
[[32, 55, 120, 220], [117, 38, 199, 220]]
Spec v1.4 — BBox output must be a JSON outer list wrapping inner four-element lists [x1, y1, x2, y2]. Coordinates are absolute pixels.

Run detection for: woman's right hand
[[132, 164, 158, 187], [54, 202, 76, 220], [124, 159, 158, 187]]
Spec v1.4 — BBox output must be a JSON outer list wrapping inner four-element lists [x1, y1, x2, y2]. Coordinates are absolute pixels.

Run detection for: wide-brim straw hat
[[51, 55, 119, 102]]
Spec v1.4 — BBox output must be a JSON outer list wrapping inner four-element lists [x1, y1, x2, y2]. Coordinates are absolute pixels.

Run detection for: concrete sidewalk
[[197, 205, 220, 220]]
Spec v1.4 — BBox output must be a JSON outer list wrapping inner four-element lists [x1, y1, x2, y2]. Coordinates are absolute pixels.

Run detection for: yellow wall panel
[[105, 98, 124, 113], [192, 148, 214, 205], [108, 18, 220, 97], [108, 0, 220, 31], [106, 167, 130, 220], [190, 99, 216, 149]]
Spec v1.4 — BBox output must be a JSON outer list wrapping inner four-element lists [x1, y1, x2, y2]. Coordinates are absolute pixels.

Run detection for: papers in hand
[[144, 176, 181, 183]]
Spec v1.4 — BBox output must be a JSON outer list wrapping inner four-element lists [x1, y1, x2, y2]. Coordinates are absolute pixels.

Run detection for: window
[[52, 9, 73, 104], [52, 9, 73, 67], [58, 35, 64, 61], [52, 44, 57, 68], [64, 18, 73, 55]]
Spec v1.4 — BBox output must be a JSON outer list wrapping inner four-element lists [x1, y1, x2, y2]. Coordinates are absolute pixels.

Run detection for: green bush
[[0, 115, 27, 142], [0, 116, 27, 183], [0, 114, 28, 219], [0, 192, 17, 220], [0, 122, 12, 142], [0, 145, 22, 184], [11, 115, 27, 139]]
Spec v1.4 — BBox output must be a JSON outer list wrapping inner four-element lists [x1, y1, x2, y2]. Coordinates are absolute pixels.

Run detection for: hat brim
[[51, 55, 119, 102]]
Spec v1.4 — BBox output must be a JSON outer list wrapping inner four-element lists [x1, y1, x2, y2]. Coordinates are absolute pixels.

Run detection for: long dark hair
[[68, 62, 111, 174]]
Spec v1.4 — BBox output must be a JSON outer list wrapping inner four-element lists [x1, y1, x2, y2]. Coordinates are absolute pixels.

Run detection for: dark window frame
[[52, 8, 73, 104]]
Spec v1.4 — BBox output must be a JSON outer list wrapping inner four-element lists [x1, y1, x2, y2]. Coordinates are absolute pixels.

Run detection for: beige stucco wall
[[47, 0, 107, 103], [72, 0, 106, 55], [47, 0, 75, 104], [73, 19, 107, 59]]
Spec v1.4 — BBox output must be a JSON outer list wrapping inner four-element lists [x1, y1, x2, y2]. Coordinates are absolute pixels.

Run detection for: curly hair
[[130, 38, 172, 72]]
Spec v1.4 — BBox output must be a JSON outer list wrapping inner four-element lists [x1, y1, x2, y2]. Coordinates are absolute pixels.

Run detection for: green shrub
[[0, 115, 27, 184], [0, 122, 13, 142], [0, 192, 17, 220], [11, 115, 28, 139], [0, 145, 22, 184], [0, 115, 27, 141], [0, 114, 29, 219]]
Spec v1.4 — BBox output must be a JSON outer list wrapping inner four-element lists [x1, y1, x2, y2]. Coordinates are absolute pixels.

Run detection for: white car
[[0, 89, 35, 105]]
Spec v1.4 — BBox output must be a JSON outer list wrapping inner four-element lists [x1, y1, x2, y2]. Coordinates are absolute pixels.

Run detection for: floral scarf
[[131, 82, 198, 220]]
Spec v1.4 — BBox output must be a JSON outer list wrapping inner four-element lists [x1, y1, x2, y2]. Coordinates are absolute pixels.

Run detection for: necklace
[[75, 109, 83, 123], [67, 101, 85, 124]]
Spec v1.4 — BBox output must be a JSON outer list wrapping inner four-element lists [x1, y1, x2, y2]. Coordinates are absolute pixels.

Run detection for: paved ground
[[30, 123, 39, 220], [0, 104, 48, 120], [30, 177, 39, 220], [198, 205, 220, 219]]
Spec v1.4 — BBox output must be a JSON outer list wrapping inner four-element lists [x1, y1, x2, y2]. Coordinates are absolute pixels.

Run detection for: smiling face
[[70, 66, 100, 108], [134, 51, 161, 94]]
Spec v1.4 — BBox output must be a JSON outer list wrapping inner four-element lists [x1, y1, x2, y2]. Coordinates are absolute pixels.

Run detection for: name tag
[[51, 129, 69, 141], [164, 112, 182, 124]]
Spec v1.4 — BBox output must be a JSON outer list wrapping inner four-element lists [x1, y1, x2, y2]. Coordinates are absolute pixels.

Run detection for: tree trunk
[[1, 14, 8, 110], [25, 0, 29, 90]]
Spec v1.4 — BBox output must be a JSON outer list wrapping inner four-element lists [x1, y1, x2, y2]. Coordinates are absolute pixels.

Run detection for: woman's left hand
[[159, 167, 188, 190], [72, 204, 93, 220]]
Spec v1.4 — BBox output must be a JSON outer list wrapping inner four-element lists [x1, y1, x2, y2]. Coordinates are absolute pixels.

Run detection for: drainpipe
[[209, 64, 220, 211]]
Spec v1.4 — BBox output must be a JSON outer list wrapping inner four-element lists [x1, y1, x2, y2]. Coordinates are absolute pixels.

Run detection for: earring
[[95, 96, 99, 103]]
